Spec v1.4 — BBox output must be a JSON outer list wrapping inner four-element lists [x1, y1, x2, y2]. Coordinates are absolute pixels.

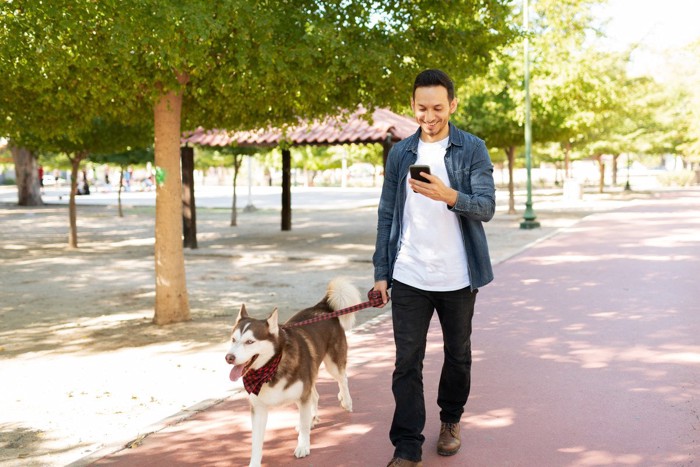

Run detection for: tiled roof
[[182, 107, 418, 147]]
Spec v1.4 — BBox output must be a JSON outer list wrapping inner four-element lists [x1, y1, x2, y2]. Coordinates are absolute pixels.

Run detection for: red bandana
[[243, 352, 282, 395]]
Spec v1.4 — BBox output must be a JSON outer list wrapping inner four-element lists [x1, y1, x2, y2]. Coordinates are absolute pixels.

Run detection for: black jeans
[[389, 280, 477, 462]]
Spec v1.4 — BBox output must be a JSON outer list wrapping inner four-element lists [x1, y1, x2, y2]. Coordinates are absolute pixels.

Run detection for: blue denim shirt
[[373, 123, 495, 290]]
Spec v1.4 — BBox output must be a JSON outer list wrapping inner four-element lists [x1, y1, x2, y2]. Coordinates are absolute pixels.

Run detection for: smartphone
[[409, 164, 431, 183]]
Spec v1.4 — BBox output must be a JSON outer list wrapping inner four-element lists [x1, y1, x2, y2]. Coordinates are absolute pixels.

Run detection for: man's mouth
[[229, 354, 258, 382]]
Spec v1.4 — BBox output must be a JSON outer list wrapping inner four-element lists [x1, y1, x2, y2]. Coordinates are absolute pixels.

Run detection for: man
[[373, 69, 496, 467]]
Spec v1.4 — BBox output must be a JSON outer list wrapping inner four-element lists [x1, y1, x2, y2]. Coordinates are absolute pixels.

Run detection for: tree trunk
[[67, 152, 86, 249], [612, 154, 619, 186], [505, 146, 516, 215], [153, 89, 190, 325], [230, 154, 243, 227], [10, 145, 43, 206], [596, 154, 605, 194], [230, 173, 238, 226], [564, 141, 571, 178], [118, 166, 124, 218]]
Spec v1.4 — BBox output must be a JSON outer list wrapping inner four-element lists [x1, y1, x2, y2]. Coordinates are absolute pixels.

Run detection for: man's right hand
[[373, 280, 390, 308]]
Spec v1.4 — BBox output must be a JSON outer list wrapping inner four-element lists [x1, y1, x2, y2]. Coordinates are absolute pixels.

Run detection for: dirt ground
[[0, 188, 646, 466]]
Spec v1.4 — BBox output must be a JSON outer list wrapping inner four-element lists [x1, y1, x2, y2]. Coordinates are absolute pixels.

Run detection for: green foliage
[[195, 145, 268, 170], [453, 0, 694, 171], [1, 0, 517, 148], [664, 40, 700, 162], [91, 146, 154, 168], [455, 0, 608, 153], [657, 170, 697, 187]]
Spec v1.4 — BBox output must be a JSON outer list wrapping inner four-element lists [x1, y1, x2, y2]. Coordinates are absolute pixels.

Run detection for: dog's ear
[[236, 304, 248, 323], [267, 308, 279, 336]]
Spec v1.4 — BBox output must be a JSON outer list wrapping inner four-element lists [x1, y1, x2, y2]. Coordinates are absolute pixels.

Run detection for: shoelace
[[441, 422, 459, 436]]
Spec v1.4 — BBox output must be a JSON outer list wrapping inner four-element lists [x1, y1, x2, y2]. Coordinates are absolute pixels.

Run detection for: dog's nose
[[225, 354, 235, 364]]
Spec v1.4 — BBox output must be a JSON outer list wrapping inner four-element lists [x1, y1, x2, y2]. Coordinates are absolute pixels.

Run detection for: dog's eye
[[245, 339, 255, 345]]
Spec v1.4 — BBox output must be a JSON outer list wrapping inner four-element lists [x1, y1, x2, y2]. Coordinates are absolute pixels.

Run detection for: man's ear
[[450, 97, 458, 114], [267, 308, 279, 336]]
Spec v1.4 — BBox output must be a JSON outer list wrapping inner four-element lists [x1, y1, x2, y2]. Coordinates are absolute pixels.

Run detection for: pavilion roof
[[182, 107, 418, 147]]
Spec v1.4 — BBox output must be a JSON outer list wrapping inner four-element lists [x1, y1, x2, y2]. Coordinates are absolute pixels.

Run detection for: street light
[[520, 0, 540, 230]]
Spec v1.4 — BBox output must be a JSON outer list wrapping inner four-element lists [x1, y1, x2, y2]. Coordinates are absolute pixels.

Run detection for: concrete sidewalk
[[83, 189, 699, 466]]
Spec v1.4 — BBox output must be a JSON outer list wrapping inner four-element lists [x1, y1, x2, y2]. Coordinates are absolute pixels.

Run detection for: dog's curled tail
[[326, 278, 362, 331]]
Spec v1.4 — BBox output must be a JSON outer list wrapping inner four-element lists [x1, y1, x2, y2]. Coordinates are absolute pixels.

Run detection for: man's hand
[[408, 172, 458, 207], [373, 280, 390, 308]]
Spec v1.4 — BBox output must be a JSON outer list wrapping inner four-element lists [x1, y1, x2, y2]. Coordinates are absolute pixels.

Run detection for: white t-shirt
[[392, 137, 470, 291]]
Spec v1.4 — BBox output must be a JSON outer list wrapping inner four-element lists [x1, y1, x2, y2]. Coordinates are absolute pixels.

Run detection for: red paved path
[[85, 191, 699, 466]]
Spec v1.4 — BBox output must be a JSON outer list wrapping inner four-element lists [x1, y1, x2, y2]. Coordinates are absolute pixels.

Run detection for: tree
[[195, 145, 266, 226], [659, 40, 700, 167], [9, 144, 42, 206], [456, 52, 523, 213], [1, 1, 516, 324], [455, 0, 606, 212], [47, 120, 152, 247], [91, 147, 155, 217]]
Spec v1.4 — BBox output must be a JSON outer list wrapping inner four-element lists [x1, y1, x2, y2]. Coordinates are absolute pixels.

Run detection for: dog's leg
[[295, 386, 320, 432], [294, 399, 313, 458], [249, 401, 268, 467], [296, 386, 320, 432], [311, 386, 320, 427], [323, 355, 353, 412]]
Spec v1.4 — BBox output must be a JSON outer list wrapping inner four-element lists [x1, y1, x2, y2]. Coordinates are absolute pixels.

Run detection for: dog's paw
[[248, 462, 262, 467], [294, 444, 311, 458], [338, 393, 353, 412], [311, 414, 321, 428]]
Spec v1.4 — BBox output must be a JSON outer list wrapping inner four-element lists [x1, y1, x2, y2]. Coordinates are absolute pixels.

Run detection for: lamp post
[[520, 0, 540, 230], [624, 153, 632, 191]]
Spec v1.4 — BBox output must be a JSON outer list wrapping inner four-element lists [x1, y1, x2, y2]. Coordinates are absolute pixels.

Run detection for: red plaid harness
[[242, 289, 385, 395]]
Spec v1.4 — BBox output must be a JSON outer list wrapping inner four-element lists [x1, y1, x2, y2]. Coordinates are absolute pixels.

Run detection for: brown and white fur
[[225, 278, 360, 467]]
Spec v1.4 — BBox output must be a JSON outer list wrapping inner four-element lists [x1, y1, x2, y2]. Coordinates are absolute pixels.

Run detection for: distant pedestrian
[[373, 69, 496, 467]]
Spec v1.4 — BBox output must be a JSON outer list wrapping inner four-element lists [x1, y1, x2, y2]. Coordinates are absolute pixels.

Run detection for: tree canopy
[[0, 0, 518, 324]]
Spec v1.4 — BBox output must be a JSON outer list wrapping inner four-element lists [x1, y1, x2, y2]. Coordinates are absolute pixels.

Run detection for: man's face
[[411, 85, 457, 142]]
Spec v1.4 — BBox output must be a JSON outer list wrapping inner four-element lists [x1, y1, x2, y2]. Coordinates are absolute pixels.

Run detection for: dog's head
[[225, 304, 279, 383]]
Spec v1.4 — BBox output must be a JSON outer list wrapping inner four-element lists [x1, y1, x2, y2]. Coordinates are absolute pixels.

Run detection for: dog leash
[[282, 289, 387, 329]]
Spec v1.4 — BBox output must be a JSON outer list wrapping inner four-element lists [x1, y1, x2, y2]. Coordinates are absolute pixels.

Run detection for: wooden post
[[181, 146, 197, 249], [381, 135, 393, 169], [281, 148, 292, 231]]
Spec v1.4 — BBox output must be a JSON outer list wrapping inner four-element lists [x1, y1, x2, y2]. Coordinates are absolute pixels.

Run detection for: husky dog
[[225, 278, 360, 467]]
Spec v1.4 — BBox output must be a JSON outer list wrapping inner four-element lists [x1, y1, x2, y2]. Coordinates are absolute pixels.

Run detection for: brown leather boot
[[386, 457, 423, 467], [437, 422, 461, 456]]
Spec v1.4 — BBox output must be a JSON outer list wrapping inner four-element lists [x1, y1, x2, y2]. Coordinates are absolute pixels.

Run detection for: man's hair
[[413, 69, 455, 102]]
